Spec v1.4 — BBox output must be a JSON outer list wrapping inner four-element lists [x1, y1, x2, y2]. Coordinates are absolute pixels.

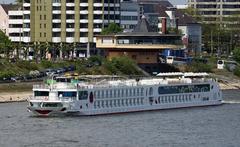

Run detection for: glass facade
[[158, 84, 210, 94]]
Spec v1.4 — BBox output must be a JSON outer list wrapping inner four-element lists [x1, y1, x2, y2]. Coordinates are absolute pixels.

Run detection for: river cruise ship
[[27, 73, 222, 116]]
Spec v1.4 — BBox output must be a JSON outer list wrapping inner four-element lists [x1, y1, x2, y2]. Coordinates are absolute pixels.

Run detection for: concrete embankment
[[0, 92, 32, 103]]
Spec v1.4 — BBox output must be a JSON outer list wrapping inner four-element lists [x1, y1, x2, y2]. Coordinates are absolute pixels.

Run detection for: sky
[[0, 0, 187, 5]]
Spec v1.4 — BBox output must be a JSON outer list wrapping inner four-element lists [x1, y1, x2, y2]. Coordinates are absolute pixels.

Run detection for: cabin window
[[118, 90, 120, 97], [34, 91, 49, 97], [122, 99, 124, 106], [58, 91, 77, 98], [158, 84, 210, 94], [106, 90, 109, 98], [110, 90, 112, 98], [126, 89, 128, 96], [78, 91, 88, 100], [141, 88, 144, 96], [149, 87, 153, 95]]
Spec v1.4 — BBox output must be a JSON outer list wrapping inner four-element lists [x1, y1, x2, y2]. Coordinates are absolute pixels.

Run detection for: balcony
[[9, 37, 21, 42], [23, 3, 30, 7], [52, 19, 61, 23], [66, 3, 75, 7], [23, 28, 30, 32], [52, 37, 61, 43], [23, 19, 30, 23], [52, 10, 61, 14], [66, 10, 75, 14], [9, 28, 23, 33], [23, 10, 30, 14], [80, 3, 88, 7], [80, 28, 88, 32], [66, 37, 74, 43], [80, 37, 88, 43], [93, 19, 103, 23], [9, 19, 23, 24], [66, 28, 75, 32], [80, 19, 88, 23], [93, 10, 103, 15], [93, 28, 102, 32], [52, 28, 61, 32], [93, 3, 103, 7], [52, 3, 61, 7], [23, 37, 31, 43], [9, 11, 23, 16], [80, 10, 88, 14], [66, 19, 75, 23]]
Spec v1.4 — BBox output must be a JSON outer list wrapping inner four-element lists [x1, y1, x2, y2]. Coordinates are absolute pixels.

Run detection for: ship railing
[[28, 96, 49, 100], [59, 97, 77, 101], [33, 84, 50, 89]]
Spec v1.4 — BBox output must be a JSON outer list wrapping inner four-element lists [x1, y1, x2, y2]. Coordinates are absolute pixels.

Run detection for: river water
[[0, 90, 240, 147]]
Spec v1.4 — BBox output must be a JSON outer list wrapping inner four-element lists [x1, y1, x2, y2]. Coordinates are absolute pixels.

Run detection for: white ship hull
[[77, 100, 222, 116], [28, 74, 223, 116]]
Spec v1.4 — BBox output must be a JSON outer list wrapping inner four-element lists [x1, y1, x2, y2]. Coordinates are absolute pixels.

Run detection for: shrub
[[40, 60, 53, 68], [185, 61, 212, 72], [16, 61, 38, 70], [233, 66, 240, 77]]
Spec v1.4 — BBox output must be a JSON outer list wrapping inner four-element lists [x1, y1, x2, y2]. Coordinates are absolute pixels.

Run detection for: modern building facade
[[0, 4, 24, 42], [188, 0, 240, 28], [120, 0, 140, 32], [21, 0, 120, 57]]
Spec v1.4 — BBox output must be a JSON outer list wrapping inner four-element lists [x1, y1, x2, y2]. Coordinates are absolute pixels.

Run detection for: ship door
[[148, 87, 154, 105]]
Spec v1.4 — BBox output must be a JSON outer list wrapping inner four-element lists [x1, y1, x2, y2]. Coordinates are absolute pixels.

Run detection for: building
[[96, 16, 183, 73], [138, 0, 173, 31], [188, 0, 240, 28], [157, 5, 202, 54], [120, 0, 140, 32], [21, 0, 120, 58], [0, 4, 23, 42]]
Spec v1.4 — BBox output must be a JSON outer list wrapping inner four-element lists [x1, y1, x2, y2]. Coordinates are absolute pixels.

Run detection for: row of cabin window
[[93, 88, 145, 99], [93, 98, 144, 109], [155, 94, 199, 104]]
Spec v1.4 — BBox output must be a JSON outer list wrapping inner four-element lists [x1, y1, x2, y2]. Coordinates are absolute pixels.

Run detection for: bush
[[40, 60, 53, 68], [16, 61, 38, 71], [233, 66, 240, 77], [185, 61, 212, 72], [233, 47, 240, 63]]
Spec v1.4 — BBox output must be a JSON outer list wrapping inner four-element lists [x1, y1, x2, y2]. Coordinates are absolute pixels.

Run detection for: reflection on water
[[0, 90, 239, 147]]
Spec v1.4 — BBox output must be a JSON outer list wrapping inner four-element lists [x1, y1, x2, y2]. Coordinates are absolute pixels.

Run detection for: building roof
[[176, 10, 199, 25], [132, 15, 154, 33], [0, 4, 21, 14], [156, 4, 199, 25], [138, 0, 173, 7]]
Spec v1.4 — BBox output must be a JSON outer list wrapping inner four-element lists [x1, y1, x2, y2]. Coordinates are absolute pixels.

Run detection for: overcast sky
[[0, 0, 187, 5]]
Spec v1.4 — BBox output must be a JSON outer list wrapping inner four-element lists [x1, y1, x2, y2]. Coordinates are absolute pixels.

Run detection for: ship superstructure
[[27, 73, 222, 116]]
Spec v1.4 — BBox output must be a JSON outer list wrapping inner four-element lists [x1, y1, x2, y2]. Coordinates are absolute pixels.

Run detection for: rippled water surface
[[0, 90, 240, 147]]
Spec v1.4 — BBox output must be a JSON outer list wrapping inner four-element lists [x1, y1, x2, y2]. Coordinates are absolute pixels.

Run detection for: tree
[[233, 47, 240, 63], [101, 23, 123, 35], [15, 0, 23, 4], [0, 30, 13, 59]]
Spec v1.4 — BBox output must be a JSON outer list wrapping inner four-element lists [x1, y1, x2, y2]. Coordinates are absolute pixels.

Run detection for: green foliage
[[101, 23, 123, 35], [185, 61, 213, 72], [233, 47, 240, 62], [15, 0, 23, 4], [0, 30, 13, 57], [233, 66, 240, 77], [40, 60, 54, 68], [104, 56, 142, 75], [16, 61, 38, 71]]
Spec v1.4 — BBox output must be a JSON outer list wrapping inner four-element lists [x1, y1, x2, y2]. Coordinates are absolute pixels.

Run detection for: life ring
[[44, 97, 48, 101]]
